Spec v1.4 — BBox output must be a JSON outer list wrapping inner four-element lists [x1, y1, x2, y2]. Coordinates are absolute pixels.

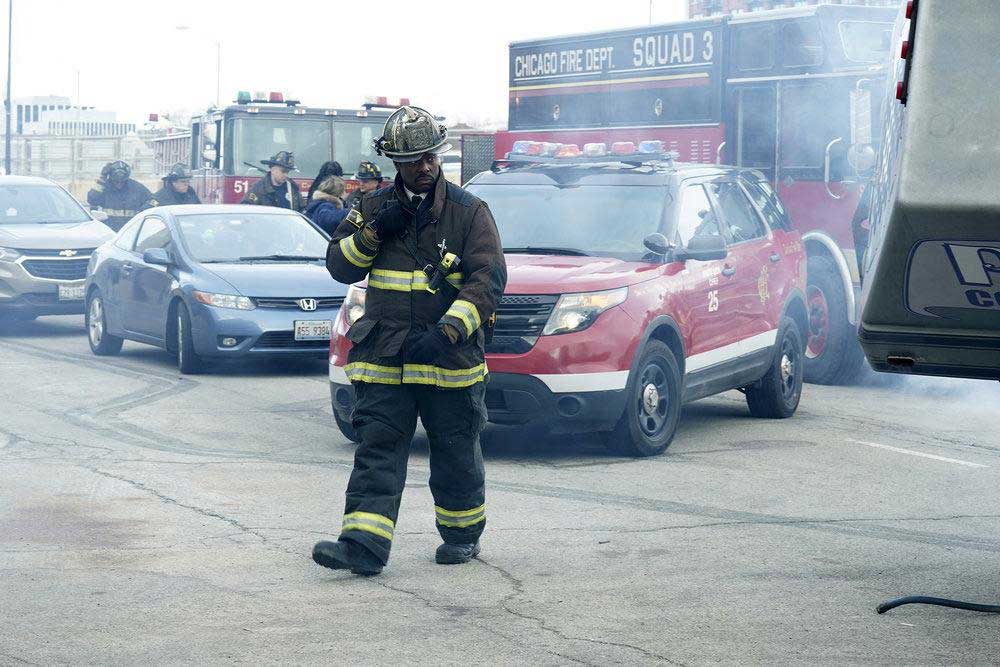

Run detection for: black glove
[[405, 328, 452, 364], [370, 198, 407, 240]]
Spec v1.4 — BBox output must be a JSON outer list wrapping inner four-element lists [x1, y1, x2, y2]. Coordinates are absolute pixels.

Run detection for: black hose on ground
[[877, 596, 1000, 614]]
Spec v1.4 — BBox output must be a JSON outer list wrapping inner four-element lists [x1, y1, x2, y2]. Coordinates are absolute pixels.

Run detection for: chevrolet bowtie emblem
[[58, 249, 77, 257]]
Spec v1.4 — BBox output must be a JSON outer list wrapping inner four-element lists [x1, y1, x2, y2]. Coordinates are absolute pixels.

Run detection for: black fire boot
[[312, 540, 383, 576], [435, 542, 481, 565]]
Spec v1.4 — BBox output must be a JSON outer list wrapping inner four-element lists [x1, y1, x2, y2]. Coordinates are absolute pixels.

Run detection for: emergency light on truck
[[507, 140, 676, 162]]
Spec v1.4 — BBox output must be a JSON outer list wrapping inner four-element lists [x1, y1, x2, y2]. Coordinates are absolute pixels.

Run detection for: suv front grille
[[486, 294, 559, 355], [21, 258, 89, 280], [254, 296, 345, 310], [12, 247, 96, 257]]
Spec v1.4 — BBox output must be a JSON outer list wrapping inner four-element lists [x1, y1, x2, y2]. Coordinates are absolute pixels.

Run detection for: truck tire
[[804, 254, 865, 385], [86, 290, 123, 356], [746, 317, 804, 419], [604, 340, 682, 457], [176, 303, 204, 375], [334, 412, 360, 444]]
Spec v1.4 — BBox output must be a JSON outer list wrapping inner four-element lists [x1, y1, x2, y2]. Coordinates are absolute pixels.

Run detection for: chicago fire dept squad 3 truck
[[462, 4, 897, 384]]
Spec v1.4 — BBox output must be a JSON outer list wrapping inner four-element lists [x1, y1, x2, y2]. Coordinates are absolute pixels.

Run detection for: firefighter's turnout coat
[[327, 174, 506, 388]]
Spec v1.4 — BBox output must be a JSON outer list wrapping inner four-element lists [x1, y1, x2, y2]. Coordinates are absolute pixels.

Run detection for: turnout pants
[[339, 381, 488, 565]]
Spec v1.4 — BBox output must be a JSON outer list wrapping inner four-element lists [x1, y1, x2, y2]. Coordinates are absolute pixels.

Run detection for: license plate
[[57, 284, 85, 301], [294, 319, 332, 341]]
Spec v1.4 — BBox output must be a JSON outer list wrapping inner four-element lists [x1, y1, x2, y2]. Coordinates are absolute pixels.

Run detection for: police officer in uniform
[[147, 163, 201, 207], [240, 151, 303, 211], [314, 106, 506, 576], [343, 161, 384, 211], [87, 160, 153, 231]]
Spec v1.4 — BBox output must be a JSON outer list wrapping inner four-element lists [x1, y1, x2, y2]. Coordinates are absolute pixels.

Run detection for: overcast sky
[[2, 0, 687, 128]]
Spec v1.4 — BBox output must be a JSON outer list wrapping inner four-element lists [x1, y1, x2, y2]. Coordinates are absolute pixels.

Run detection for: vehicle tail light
[[906, 0, 914, 19], [583, 143, 607, 157], [269, 91, 284, 103], [638, 140, 664, 154], [554, 144, 582, 158], [611, 141, 636, 155], [900, 41, 909, 59]]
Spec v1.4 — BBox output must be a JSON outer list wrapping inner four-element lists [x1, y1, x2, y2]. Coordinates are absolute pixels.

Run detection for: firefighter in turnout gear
[[147, 163, 201, 207], [344, 161, 384, 211], [240, 151, 304, 211], [87, 161, 153, 232], [313, 106, 506, 575]]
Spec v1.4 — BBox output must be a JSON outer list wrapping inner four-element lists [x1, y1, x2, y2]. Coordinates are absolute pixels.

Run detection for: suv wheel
[[605, 340, 682, 457], [746, 317, 804, 419], [175, 303, 204, 374], [803, 254, 865, 385], [86, 291, 123, 356]]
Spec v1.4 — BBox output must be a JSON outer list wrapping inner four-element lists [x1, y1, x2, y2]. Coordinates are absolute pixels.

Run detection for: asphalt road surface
[[3, 315, 1000, 665]]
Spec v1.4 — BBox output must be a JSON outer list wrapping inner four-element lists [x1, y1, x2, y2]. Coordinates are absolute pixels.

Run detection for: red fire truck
[[189, 93, 400, 206], [465, 4, 896, 384]]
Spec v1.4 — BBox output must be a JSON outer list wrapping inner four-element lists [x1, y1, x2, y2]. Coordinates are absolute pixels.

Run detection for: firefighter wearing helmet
[[147, 163, 201, 207], [343, 161, 384, 211], [86, 160, 153, 232], [314, 106, 507, 576], [240, 151, 304, 211]]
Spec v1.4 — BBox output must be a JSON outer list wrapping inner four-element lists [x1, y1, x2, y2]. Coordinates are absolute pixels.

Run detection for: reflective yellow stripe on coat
[[442, 299, 482, 338], [340, 234, 377, 268], [340, 362, 487, 388], [369, 268, 464, 293]]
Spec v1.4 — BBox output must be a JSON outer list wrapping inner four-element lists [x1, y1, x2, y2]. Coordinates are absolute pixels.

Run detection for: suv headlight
[[0, 246, 21, 262], [542, 287, 628, 336], [192, 290, 255, 310], [344, 285, 366, 324]]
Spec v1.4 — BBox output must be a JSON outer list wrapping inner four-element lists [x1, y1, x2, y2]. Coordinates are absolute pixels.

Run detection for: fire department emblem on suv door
[[297, 298, 317, 312], [758, 266, 770, 304]]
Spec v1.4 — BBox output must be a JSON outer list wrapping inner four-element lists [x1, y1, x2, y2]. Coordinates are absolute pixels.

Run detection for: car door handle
[[721, 266, 736, 277], [769, 253, 781, 263], [121, 262, 133, 274]]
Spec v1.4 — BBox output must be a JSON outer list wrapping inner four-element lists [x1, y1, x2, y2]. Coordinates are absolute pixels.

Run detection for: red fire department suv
[[329, 145, 808, 456]]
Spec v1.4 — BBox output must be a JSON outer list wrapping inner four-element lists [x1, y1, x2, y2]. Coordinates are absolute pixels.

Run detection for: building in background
[[689, 0, 900, 17], [0, 94, 154, 195]]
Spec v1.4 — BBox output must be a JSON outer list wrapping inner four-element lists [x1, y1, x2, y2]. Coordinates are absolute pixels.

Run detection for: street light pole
[[4, 0, 12, 175]]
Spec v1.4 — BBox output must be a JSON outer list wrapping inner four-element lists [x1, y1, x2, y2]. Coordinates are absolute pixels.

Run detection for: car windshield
[[335, 121, 397, 180], [467, 183, 669, 260], [176, 212, 329, 263], [232, 118, 332, 177], [0, 184, 91, 224]]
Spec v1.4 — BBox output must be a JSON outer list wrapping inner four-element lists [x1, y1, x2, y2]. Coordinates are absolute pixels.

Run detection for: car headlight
[[0, 246, 21, 262], [344, 285, 366, 324], [542, 287, 628, 336], [192, 290, 255, 310]]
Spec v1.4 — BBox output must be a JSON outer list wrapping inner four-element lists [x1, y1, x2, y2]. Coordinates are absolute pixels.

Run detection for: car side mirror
[[675, 235, 727, 262], [143, 248, 172, 266], [643, 233, 671, 257], [91, 209, 109, 223]]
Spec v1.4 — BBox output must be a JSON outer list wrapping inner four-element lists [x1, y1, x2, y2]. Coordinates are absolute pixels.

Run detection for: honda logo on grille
[[59, 249, 78, 257], [298, 298, 317, 311]]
